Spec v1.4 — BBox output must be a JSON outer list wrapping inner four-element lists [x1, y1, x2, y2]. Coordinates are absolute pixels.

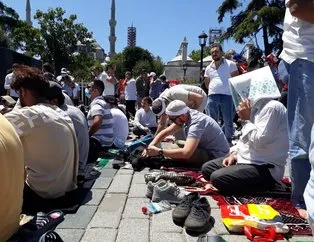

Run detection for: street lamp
[[198, 31, 208, 83]]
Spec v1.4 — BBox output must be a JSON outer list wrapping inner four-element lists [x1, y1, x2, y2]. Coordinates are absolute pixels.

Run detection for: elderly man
[[202, 98, 289, 194], [152, 84, 207, 136], [144, 100, 229, 166]]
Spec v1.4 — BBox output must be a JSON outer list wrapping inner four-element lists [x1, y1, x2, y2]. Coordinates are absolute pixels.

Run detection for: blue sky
[[3, 0, 254, 62]]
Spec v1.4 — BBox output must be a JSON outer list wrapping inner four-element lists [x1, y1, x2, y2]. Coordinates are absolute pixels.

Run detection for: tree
[[133, 60, 152, 78], [217, 0, 285, 55], [123, 46, 154, 73], [33, 7, 93, 73], [69, 52, 97, 83], [189, 47, 211, 62], [152, 56, 164, 76]]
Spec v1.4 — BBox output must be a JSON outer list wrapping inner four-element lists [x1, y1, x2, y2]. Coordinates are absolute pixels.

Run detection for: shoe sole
[[172, 217, 186, 227], [185, 217, 215, 237]]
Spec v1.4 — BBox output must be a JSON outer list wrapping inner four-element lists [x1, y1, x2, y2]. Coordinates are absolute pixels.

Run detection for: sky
[[3, 0, 253, 63]]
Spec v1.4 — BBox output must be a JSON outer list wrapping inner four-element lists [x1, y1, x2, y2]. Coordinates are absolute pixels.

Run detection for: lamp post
[[198, 31, 208, 83]]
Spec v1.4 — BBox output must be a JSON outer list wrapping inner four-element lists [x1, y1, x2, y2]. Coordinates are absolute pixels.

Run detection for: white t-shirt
[[279, 0, 314, 63], [110, 108, 129, 148], [72, 83, 81, 98], [5, 103, 78, 199], [98, 71, 115, 96], [204, 59, 238, 96], [125, 78, 137, 100], [4, 73, 19, 98]]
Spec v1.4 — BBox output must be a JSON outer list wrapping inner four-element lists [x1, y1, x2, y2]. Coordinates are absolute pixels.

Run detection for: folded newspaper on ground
[[228, 66, 281, 108]]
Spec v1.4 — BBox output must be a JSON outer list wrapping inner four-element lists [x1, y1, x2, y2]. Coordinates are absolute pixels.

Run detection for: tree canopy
[[217, 0, 285, 55]]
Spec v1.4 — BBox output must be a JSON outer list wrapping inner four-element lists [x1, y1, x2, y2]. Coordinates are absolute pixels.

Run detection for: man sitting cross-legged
[[133, 96, 157, 136], [46, 81, 89, 177], [4, 65, 78, 209], [86, 79, 114, 162], [201, 98, 289, 194], [143, 100, 229, 166]]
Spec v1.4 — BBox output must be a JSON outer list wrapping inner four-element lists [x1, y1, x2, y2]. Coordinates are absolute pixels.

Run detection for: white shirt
[[234, 100, 289, 181], [98, 71, 115, 96], [280, 0, 314, 64], [72, 83, 81, 98], [134, 108, 157, 129], [4, 73, 19, 98], [204, 59, 238, 96], [110, 108, 129, 148], [125, 78, 137, 100]]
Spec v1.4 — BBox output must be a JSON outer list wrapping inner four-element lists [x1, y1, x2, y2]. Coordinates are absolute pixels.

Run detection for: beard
[[212, 55, 221, 61]]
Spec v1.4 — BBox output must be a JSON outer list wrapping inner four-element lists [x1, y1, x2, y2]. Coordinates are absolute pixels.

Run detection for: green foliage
[[123, 46, 153, 72], [217, 0, 285, 55], [133, 60, 152, 78], [180, 78, 198, 85], [189, 47, 211, 61], [152, 56, 164, 76], [33, 7, 93, 73], [69, 52, 97, 82]]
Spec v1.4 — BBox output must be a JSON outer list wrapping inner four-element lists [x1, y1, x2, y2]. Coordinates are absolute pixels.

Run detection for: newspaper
[[228, 66, 281, 107]]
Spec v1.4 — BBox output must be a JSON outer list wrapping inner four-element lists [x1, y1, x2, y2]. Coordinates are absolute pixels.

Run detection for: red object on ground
[[244, 226, 285, 242], [169, 79, 180, 87]]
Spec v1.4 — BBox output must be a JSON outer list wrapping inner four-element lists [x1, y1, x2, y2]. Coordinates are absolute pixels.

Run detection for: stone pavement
[[56, 160, 314, 242]]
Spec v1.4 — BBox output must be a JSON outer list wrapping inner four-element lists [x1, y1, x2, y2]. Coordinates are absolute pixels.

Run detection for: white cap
[[61, 68, 68, 74], [148, 72, 156, 77], [166, 100, 190, 116]]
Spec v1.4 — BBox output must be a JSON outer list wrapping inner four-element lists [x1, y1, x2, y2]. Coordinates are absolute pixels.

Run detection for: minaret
[[26, 0, 32, 25], [108, 0, 116, 56]]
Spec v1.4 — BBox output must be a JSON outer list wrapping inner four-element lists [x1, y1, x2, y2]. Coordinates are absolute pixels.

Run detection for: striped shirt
[[87, 96, 114, 147]]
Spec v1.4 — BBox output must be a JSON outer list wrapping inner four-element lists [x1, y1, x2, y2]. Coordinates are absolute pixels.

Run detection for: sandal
[[39, 230, 63, 242]]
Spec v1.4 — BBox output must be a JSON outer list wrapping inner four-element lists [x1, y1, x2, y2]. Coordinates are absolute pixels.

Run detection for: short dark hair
[[142, 96, 152, 105], [105, 63, 115, 71], [92, 79, 105, 94], [159, 75, 166, 81], [125, 71, 131, 76], [11, 65, 49, 98], [46, 81, 65, 106], [211, 43, 223, 52], [43, 62, 54, 74]]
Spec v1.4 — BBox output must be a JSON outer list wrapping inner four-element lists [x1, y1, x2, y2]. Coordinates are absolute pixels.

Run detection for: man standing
[[136, 70, 149, 109], [279, 0, 314, 219], [204, 43, 239, 144], [4, 64, 19, 100], [148, 72, 163, 100], [4, 65, 78, 207], [124, 71, 137, 120]]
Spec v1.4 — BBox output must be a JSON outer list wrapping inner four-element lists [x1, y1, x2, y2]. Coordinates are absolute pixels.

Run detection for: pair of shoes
[[172, 193, 214, 237], [144, 171, 196, 186], [147, 179, 186, 204]]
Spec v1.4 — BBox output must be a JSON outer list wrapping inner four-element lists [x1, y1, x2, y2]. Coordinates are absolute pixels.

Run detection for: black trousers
[[125, 100, 136, 120], [201, 157, 277, 195], [133, 126, 157, 136]]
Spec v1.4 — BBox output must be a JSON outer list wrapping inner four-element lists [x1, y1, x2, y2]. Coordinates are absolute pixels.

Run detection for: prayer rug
[[212, 195, 312, 235]]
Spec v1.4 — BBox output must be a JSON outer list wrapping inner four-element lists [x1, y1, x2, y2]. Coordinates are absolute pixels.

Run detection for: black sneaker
[[172, 192, 200, 227], [184, 197, 214, 237]]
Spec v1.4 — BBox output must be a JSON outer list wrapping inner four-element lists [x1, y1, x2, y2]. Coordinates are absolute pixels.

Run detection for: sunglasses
[[168, 116, 180, 123]]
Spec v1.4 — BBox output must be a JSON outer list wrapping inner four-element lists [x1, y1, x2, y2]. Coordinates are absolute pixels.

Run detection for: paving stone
[[210, 208, 230, 235], [55, 229, 84, 242], [58, 206, 97, 229], [137, 168, 150, 174], [123, 197, 150, 218], [82, 189, 106, 206], [107, 174, 132, 194], [185, 229, 217, 242], [102, 159, 114, 169], [289, 235, 314, 242], [92, 177, 112, 189], [81, 228, 117, 242], [204, 195, 219, 209], [152, 232, 185, 242], [117, 169, 134, 175], [128, 183, 147, 198], [89, 193, 127, 228], [100, 168, 117, 178], [151, 209, 183, 233], [220, 235, 250, 241], [132, 173, 146, 184], [116, 218, 149, 242]]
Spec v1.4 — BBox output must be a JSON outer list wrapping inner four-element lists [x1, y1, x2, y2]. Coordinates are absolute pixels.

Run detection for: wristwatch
[[158, 148, 164, 156]]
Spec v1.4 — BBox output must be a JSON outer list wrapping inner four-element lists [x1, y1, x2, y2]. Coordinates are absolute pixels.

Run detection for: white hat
[[166, 100, 190, 116], [148, 72, 156, 77], [61, 68, 68, 74], [152, 98, 166, 117]]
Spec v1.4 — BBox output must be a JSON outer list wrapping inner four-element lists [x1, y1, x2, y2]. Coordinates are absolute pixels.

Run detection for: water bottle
[[142, 200, 171, 215]]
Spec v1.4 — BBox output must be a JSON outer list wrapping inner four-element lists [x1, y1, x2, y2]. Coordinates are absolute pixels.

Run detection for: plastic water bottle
[[142, 200, 172, 215]]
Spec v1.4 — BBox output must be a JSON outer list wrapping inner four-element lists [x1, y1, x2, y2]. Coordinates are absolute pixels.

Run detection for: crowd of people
[[0, 1, 313, 240]]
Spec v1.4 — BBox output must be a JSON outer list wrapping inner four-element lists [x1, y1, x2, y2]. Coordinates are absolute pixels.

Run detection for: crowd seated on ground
[[133, 96, 157, 136], [4, 65, 78, 212]]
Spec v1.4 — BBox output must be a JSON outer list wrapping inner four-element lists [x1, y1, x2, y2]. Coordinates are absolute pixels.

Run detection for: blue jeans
[[284, 59, 314, 209], [206, 94, 233, 143]]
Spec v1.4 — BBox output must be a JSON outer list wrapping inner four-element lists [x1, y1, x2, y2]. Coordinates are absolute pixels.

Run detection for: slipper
[[39, 230, 63, 242]]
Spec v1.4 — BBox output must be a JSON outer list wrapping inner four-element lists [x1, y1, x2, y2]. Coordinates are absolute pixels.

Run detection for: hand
[[144, 146, 160, 157], [143, 127, 150, 133], [222, 153, 237, 167], [237, 99, 251, 121]]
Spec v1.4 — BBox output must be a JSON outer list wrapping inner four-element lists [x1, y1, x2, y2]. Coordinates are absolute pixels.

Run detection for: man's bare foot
[[297, 208, 308, 220]]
